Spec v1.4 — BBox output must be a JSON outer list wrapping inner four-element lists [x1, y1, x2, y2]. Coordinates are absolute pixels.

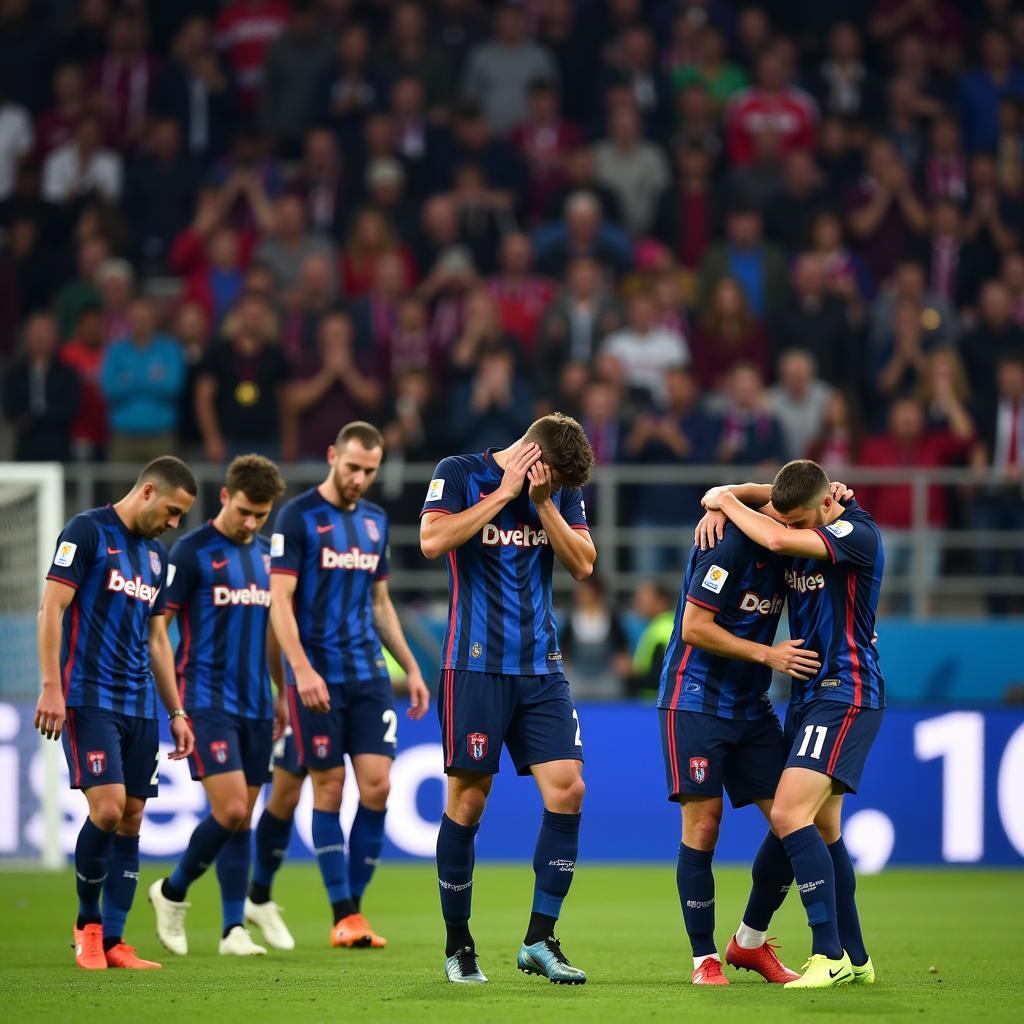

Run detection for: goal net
[[0, 464, 64, 868]]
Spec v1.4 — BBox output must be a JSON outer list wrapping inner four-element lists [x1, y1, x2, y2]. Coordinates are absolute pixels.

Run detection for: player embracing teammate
[[698, 460, 885, 988], [420, 414, 597, 985]]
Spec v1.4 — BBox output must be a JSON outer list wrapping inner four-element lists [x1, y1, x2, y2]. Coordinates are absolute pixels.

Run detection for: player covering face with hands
[[420, 414, 596, 985], [698, 462, 885, 989], [35, 457, 197, 970]]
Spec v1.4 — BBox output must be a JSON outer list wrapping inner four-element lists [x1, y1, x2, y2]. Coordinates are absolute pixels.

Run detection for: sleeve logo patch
[[701, 565, 728, 593], [426, 478, 445, 501], [54, 542, 77, 567], [579, 499, 587, 520], [167, 564, 176, 587], [270, 533, 285, 557], [825, 520, 853, 538]]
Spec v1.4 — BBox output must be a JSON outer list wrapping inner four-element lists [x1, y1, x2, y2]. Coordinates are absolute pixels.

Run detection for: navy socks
[[782, 825, 842, 960], [311, 808, 355, 922], [216, 829, 251, 933], [165, 814, 232, 902], [102, 833, 139, 945], [436, 814, 479, 956], [526, 810, 581, 944], [742, 831, 794, 932], [348, 804, 386, 906], [75, 817, 114, 927], [250, 808, 293, 903], [829, 837, 868, 966], [677, 843, 717, 957]]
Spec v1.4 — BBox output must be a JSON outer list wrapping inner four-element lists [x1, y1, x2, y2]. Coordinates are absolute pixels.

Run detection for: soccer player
[[420, 414, 596, 985], [148, 455, 287, 957], [33, 457, 197, 970], [248, 421, 430, 951], [658, 519, 819, 986], [701, 460, 885, 988]]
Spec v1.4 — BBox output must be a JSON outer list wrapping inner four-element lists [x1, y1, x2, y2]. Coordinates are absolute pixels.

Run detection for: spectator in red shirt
[[486, 232, 555, 355], [858, 393, 975, 608], [35, 64, 86, 160], [692, 276, 771, 394], [59, 302, 108, 460], [340, 207, 417, 300], [89, 10, 158, 150], [844, 136, 929, 287], [215, 0, 289, 113], [652, 143, 723, 271], [512, 79, 582, 222], [724, 47, 818, 167]]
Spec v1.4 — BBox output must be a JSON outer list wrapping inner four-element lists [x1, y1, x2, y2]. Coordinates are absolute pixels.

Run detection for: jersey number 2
[[382, 709, 398, 745], [797, 724, 828, 760], [572, 709, 582, 747]]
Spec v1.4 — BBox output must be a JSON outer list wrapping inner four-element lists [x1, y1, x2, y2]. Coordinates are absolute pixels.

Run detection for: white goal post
[[0, 463, 64, 869]]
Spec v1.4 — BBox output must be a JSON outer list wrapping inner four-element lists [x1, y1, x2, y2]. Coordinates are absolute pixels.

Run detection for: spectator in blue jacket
[[100, 297, 185, 465]]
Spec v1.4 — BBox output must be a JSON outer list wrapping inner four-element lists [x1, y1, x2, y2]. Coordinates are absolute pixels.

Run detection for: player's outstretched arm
[[420, 442, 542, 558], [266, 622, 289, 741], [371, 581, 430, 720], [269, 571, 330, 712], [148, 615, 194, 759], [34, 579, 75, 740], [681, 604, 821, 680], [528, 463, 596, 581], [711, 492, 830, 559]]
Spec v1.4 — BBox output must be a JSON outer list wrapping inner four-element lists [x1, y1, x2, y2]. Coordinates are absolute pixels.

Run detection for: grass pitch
[[1, 863, 1021, 1023]]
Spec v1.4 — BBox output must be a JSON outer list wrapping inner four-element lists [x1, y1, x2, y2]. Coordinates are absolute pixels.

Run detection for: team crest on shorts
[[210, 740, 229, 764], [364, 517, 381, 543], [468, 733, 488, 760], [471, 642, 483, 658], [313, 735, 330, 759], [689, 756, 708, 784], [149, 550, 162, 575], [87, 750, 106, 776]]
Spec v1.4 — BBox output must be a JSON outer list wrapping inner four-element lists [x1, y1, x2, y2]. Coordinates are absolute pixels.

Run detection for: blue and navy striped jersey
[[785, 500, 886, 709], [270, 487, 389, 684], [166, 522, 273, 719], [657, 525, 784, 719], [46, 505, 168, 719], [420, 450, 590, 676]]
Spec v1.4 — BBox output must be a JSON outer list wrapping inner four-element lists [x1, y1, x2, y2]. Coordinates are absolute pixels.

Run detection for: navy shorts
[[659, 708, 787, 807], [188, 709, 274, 785], [286, 678, 397, 771], [63, 706, 160, 799], [784, 699, 884, 793], [438, 670, 583, 776]]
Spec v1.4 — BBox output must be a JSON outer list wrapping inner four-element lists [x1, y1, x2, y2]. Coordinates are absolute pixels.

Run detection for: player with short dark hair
[[701, 460, 885, 988], [659, 520, 817, 986], [246, 422, 429, 951], [419, 413, 597, 985], [34, 456, 197, 970], [148, 455, 287, 957]]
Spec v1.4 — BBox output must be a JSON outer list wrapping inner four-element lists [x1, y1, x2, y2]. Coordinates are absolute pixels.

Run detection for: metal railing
[[59, 462, 1024, 620]]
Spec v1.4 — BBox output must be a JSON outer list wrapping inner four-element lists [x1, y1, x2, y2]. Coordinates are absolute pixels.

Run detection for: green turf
[[0, 863, 1021, 1023]]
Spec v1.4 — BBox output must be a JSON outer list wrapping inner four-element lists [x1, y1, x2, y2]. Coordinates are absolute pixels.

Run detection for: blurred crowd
[[2, 0, 1024, 611]]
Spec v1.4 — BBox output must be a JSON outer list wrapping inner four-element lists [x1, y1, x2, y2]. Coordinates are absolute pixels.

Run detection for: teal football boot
[[517, 937, 587, 985]]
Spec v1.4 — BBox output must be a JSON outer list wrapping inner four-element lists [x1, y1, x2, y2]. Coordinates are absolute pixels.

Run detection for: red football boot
[[692, 956, 729, 985], [104, 943, 162, 969], [725, 935, 800, 983], [73, 923, 106, 970]]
